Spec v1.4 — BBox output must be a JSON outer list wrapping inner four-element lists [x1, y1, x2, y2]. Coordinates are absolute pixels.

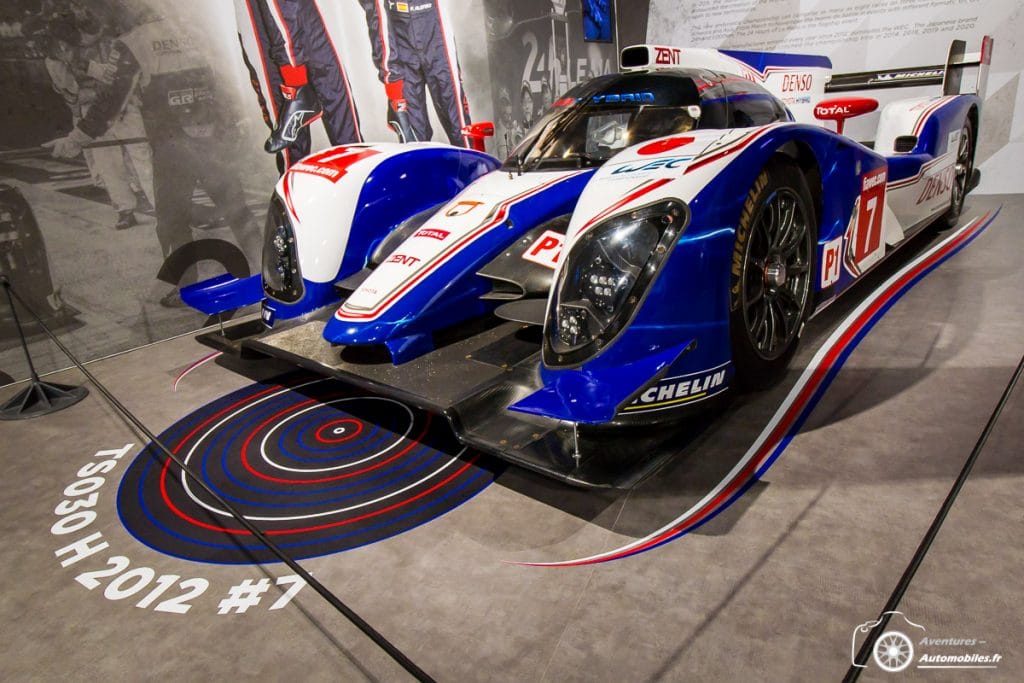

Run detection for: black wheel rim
[[951, 124, 972, 214], [741, 188, 812, 361]]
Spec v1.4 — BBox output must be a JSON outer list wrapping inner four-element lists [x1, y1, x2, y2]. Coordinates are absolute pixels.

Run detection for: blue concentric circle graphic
[[116, 375, 502, 564]]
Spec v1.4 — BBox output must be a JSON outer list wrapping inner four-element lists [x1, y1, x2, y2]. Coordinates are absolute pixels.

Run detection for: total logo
[[815, 103, 852, 118], [612, 156, 690, 174], [415, 228, 450, 241]]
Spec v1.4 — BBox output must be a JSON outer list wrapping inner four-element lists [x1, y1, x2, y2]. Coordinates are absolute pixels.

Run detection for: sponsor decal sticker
[[611, 156, 690, 174], [624, 365, 729, 411], [288, 148, 379, 183], [781, 73, 813, 92], [444, 200, 483, 217], [916, 164, 956, 205], [590, 92, 655, 105], [654, 46, 681, 65], [386, 253, 421, 267], [847, 165, 887, 273], [521, 230, 564, 269], [821, 236, 843, 288], [414, 228, 450, 241]]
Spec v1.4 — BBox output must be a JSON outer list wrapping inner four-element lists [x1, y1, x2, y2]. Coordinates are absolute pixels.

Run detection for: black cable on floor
[[844, 350, 1024, 681], [1, 279, 436, 683]]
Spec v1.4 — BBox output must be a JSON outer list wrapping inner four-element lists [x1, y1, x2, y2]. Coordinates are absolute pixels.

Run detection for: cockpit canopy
[[507, 69, 791, 171]]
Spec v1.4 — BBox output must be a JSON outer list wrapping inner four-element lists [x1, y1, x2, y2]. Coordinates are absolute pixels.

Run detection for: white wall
[[647, 0, 1022, 194]]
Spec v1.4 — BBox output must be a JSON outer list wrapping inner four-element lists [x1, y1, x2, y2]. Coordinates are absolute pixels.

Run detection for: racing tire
[[942, 117, 975, 228], [730, 156, 817, 389]]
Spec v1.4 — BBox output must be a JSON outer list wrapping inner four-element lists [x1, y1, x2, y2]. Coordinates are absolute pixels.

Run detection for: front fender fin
[[509, 339, 693, 423]]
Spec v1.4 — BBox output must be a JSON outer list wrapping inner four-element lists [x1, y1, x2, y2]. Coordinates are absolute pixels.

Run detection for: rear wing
[[825, 36, 993, 98]]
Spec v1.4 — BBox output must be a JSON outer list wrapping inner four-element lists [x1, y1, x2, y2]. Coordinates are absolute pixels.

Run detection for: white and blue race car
[[186, 37, 992, 485]]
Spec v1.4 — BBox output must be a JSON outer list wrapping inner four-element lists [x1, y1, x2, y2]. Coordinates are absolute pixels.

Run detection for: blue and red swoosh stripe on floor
[[513, 208, 1000, 567]]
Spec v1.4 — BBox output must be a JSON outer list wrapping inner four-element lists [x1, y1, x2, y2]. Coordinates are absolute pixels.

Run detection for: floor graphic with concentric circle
[[117, 375, 503, 564]]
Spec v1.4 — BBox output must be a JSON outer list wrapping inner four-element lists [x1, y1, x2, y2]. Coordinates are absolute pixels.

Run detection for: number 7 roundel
[[848, 165, 887, 275]]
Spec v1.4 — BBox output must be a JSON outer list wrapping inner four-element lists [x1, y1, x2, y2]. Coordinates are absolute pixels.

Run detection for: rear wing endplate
[[825, 35, 993, 98]]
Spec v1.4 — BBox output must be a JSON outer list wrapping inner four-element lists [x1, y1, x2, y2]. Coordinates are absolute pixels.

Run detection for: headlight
[[544, 199, 687, 367], [261, 195, 303, 303]]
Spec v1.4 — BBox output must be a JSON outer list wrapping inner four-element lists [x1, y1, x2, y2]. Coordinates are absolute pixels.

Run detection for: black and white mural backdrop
[[0, 0, 1017, 385]]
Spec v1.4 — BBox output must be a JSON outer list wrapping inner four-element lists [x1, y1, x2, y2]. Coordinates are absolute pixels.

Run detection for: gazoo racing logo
[[624, 365, 729, 412], [612, 156, 690, 174]]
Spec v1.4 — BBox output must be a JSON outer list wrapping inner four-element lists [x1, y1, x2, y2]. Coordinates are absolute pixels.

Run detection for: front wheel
[[730, 157, 817, 388]]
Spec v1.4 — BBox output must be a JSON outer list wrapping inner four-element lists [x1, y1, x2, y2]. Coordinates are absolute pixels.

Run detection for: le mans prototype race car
[[186, 37, 993, 486]]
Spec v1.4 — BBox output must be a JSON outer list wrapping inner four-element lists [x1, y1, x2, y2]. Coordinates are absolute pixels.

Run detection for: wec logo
[[612, 157, 689, 174]]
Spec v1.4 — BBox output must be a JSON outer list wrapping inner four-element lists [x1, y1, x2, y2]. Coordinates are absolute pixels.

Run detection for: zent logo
[[445, 200, 483, 217], [386, 253, 421, 267], [654, 46, 681, 65], [821, 236, 842, 288], [522, 230, 564, 269], [414, 228, 450, 241]]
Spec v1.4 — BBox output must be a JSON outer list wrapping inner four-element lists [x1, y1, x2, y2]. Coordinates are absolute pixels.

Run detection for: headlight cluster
[[544, 199, 686, 367], [262, 195, 303, 303]]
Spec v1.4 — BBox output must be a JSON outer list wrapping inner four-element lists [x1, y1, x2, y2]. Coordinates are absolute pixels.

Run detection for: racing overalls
[[259, 0, 363, 148], [358, 0, 471, 146]]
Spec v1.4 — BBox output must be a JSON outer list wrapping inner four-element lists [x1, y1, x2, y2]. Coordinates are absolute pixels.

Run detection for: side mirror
[[461, 121, 495, 152]]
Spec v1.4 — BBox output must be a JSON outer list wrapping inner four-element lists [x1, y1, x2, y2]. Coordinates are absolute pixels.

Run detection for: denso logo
[[612, 157, 689, 174], [414, 228, 450, 241], [654, 47, 681, 65], [917, 165, 956, 204], [781, 73, 813, 92], [815, 104, 851, 117], [591, 92, 656, 105]]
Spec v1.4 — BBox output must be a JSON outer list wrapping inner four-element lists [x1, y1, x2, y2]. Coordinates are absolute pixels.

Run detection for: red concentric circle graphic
[[116, 374, 502, 564]]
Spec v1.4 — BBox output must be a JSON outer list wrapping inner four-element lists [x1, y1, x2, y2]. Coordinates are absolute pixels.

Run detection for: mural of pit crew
[[0, 0, 269, 384], [116, 374, 502, 564], [485, 0, 617, 158]]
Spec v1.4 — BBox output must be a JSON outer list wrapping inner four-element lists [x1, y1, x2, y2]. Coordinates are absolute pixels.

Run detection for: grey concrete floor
[[0, 194, 1021, 682]]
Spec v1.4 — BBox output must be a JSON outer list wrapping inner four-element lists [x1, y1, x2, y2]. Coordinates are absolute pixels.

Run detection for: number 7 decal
[[850, 166, 887, 273]]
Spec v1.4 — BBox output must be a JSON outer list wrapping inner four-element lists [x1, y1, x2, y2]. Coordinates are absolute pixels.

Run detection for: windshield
[[506, 71, 708, 171]]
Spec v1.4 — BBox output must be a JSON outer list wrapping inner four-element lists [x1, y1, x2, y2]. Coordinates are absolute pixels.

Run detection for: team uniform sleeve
[[76, 39, 141, 139]]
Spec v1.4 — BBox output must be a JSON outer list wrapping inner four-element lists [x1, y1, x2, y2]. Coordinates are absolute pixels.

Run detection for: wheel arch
[[776, 139, 823, 236]]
